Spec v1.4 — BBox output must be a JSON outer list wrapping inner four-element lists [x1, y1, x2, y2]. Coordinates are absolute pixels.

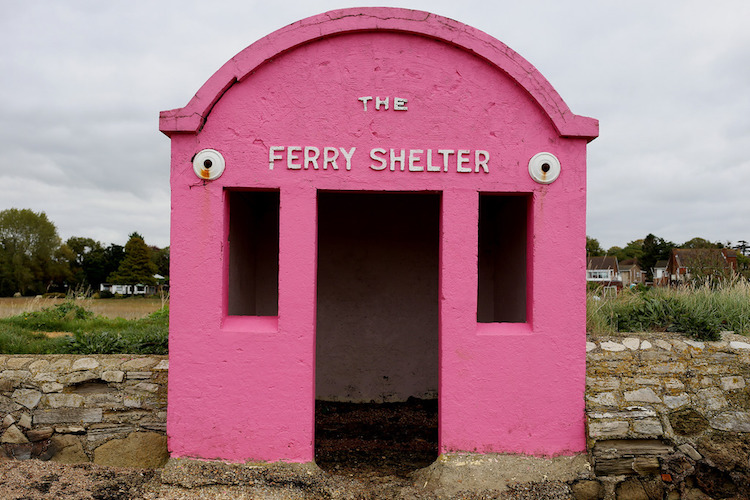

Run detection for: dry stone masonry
[[0, 355, 167, 468], [585, 332, 750, 499], [2, 335, 750, 498]]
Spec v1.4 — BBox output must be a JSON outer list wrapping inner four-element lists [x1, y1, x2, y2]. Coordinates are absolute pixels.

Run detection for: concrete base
[[155, 454, 593, 499], [413, 453, 592, 496]]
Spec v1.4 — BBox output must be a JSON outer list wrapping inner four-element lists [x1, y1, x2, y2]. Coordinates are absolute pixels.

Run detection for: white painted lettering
[[390, 149, 405, 171], [370, 148, 387, 170], [408, 149, 424, 171], [475, 150, 490, 173], [438, 150, 455, 172], [339, 147, 356, 171], [394, 97, 408, 111], [358, 96, 373, 111], [375, 96, 389, 111], [457, 150, 471, 173], [323, 147, 339, 170], [269, 146, 284, 170], [304, 147, 320, 170], [426, 150, 440, 172], [287, 146, 302, 170]]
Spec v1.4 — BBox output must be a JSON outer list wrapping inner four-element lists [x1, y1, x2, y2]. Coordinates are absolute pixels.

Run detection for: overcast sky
[[1, 0, 748, 250]]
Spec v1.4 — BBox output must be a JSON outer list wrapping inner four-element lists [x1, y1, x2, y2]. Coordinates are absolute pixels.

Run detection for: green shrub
[[587, 279, 749, 340], [0, 301, 168, 355]]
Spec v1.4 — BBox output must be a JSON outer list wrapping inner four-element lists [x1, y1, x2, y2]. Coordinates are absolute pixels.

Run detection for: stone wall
[[3, 335, 750, 498], [0, 355, 168, 467], [583, 332, 750, 499]]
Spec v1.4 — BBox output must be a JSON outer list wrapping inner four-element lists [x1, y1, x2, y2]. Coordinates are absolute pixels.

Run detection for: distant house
[[619, 258, 644, 287], [586, 256, 622, 293], [100, 283, 157, 296], [666, 248, 738, 284], [652, 260, 669, 286]]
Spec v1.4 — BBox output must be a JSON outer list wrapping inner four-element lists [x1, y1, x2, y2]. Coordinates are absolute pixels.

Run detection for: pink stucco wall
[[161, 8, 598, 462]]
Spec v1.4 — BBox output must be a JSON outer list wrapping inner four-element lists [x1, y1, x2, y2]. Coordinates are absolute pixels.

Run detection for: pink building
[[160, 8, 598, 463]]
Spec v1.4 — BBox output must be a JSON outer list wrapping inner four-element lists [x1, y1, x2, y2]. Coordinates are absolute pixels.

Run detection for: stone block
[[84, 393, 122, 408], [571, 479, 603, 500], [664, 378, 685, 390], [93, 431, 168, 468], [624, 388, 661, 403], [133, 382, 160, 393], [720, 376, 745, 390], [632, 377, 660, 386], [34, 408, 103, 424], [87, 424, 134, 442], [3, 414, 14, 428], [41, 382, 64, 393], [71, 358, 100, 371], [647, 363, 687, 374], [50, 359, 71, 372], [633, 418, 663, 436], [54, 426, 85, 434], [586, 392, 617, 406], [26, 427, 54, 442], [6, 357, 34, 369], [585, 342, 597, 352], [678, 443, 702, 460], [587, 377, 620, 391], [50, 434, 88, 463], [153, 359, 169, 370], [0, 370, 32, 380], [1, 424, 28, 444], [589, 407, 657, 420], [126, 371, 153, 380], [33, 372, 57, 382], [654, 340, 672, 350], [622, 338, 640, 350], [124, 395, 142, 408], [709, 411, 750, 432], [696, 387, 728, 411], [664, 394, 690, 409], [12, 388, 42, 409], [46, 393, 84, 408], [101, 370, 124, 383], [730, 341, 750, 350], [121, 358, 157, 370], [0, 395, 21, 413], [588, 420, 629, 439], [60, 370, 98, 385], [17, 413, 31, 429], [28, 359, 50, 373], [600, 341, 627, 352]]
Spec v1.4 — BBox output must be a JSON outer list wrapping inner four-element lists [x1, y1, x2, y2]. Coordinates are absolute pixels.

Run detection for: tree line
[[586, 233, 750, 280], [0, 208, 168, 297]]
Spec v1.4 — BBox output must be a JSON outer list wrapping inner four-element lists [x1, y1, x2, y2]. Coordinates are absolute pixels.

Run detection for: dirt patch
[[0, 460, 155, 499], [37, 331, 73, 338], [315, 398, 438, 478]]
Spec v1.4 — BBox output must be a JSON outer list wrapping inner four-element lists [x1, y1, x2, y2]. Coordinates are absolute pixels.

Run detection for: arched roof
[[159, 7, 598, 141]]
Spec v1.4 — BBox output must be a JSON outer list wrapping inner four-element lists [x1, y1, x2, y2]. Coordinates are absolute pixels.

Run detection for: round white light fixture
[[192, 149, 225, 180], [528, 152, 561, 184]]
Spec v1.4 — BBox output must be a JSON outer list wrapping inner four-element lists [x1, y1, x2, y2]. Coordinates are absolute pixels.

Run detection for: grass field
[[0, 298, 168, 355], [0, 297, 165, 320]]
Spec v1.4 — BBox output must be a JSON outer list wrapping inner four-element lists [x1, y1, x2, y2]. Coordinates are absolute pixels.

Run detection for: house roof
[[654, 260, 668, 269], [670, 248, 737, 271], [587, 256, 619, 272]]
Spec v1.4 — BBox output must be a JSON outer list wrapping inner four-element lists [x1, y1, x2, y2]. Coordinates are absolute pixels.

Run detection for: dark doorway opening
[[315, 191, 440, 477]]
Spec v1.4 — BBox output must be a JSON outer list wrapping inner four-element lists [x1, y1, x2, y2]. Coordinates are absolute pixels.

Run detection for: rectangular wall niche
[[477, 194, 528, 323], [227, 190, 279, 316]]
